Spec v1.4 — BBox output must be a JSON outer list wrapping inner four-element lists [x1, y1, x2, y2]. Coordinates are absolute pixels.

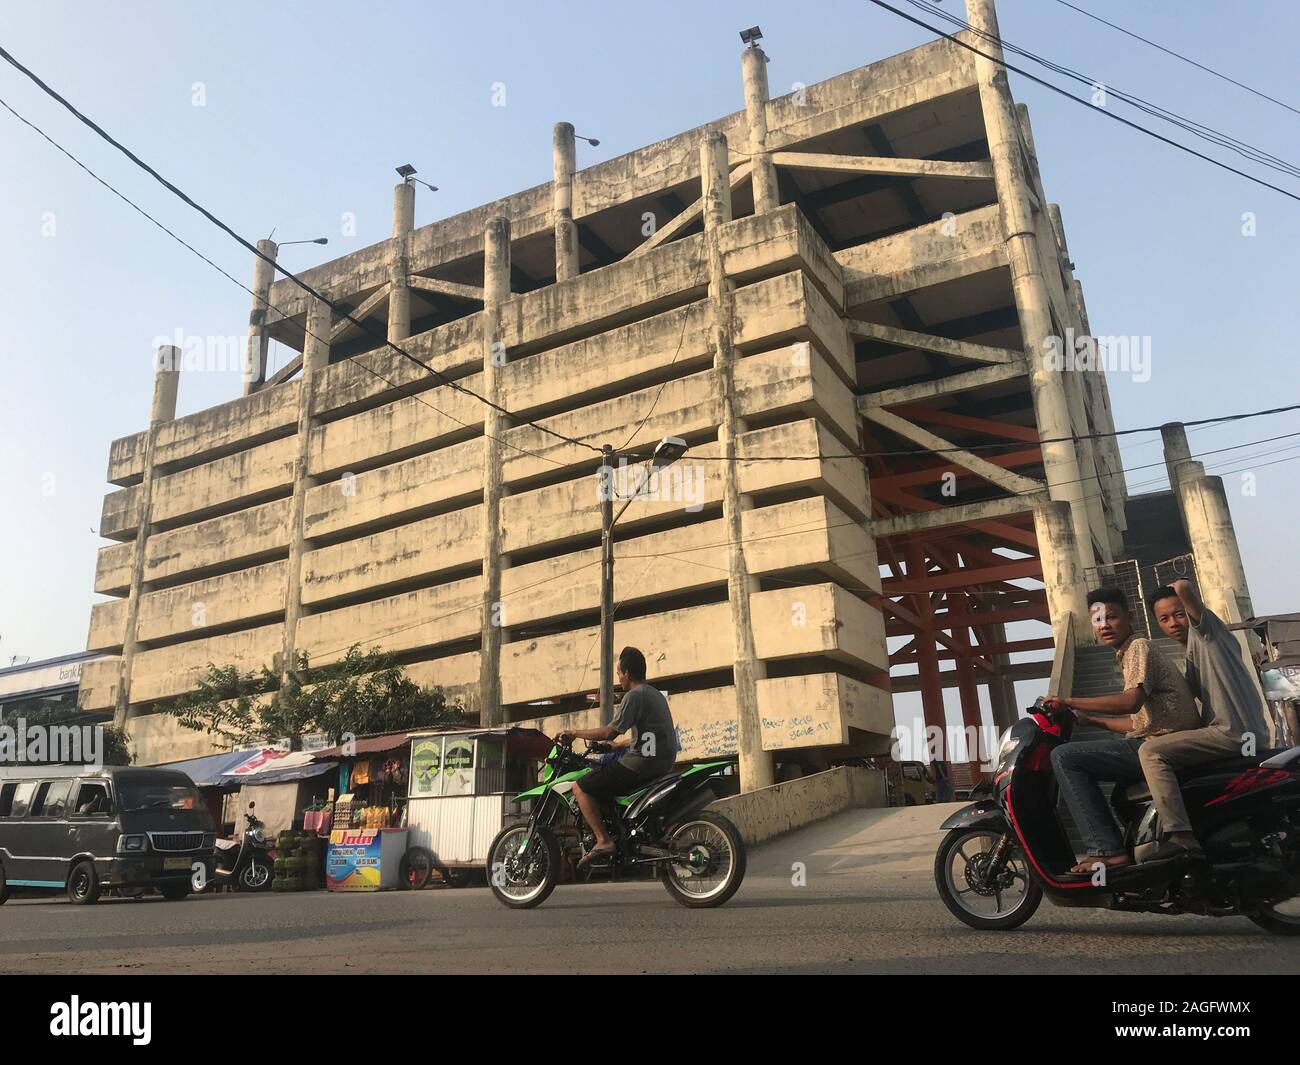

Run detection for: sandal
[[578, 843, 616, 867]]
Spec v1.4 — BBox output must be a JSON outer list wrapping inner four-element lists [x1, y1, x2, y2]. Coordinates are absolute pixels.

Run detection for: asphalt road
[[3, 805, 1299, 974]]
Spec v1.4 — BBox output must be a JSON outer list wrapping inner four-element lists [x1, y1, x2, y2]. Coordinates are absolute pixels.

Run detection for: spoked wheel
[[934, 828, 1041, 930], [660, 812, 746, 909], [1249, 893, 1300, 935], [487, 824, 561, 909], [238, 857, 273, 892]]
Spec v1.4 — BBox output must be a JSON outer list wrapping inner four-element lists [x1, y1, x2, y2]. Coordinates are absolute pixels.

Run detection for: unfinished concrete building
[[80, 0, 1259, 786]]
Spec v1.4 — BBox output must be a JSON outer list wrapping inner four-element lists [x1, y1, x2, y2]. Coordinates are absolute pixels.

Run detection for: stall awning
[[223, 749, 336, 784], [156, 750, 257, 788], [307, 731, 414, 761]]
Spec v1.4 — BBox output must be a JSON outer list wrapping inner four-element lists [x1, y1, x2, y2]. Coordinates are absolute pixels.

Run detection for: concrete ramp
[[746, 801, 967, 884]]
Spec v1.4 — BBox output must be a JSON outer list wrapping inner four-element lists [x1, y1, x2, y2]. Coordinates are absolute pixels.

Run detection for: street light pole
[[599, 444, 616, 726], [596, 437, 688, 725]]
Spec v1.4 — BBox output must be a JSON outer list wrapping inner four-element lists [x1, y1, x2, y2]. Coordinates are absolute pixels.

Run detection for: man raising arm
[[1136, 580, 1273, 860]]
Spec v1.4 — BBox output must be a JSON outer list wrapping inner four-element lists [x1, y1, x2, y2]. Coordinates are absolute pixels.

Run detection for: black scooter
[[196, 802, 275, 893], [934, 698, 1300, 934]]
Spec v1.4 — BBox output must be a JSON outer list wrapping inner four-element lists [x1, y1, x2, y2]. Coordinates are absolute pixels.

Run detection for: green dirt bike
[[486, 738, 746, 910]]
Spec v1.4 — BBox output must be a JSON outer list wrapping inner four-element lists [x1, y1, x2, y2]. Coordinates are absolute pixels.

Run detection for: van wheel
[[67, 861, 101, 906], [0, 861, 9, 905], [159, 883, 190, 901]]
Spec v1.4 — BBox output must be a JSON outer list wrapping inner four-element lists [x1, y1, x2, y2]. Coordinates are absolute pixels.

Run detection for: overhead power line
[[902, 0, 1300, 180], [862, 0, 1300, 203], [0, 42, 603, 457], [1049, 0, 1300, 119]]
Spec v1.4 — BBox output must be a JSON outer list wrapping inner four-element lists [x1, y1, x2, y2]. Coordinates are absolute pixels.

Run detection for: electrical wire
[[0, 43, 603, 457], [861, 1, 1300, 203], [1049, 0, 1300, 119]]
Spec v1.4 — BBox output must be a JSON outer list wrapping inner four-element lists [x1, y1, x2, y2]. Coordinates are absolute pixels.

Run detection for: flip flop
[[578, 843, 616, 867]]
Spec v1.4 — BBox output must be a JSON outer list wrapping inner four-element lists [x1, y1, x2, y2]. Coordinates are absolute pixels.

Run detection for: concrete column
[[1179, 474, 1255, 622], [552, 122, 579, 282], [968, 0, 1095, 572], [702, 131, 773, 792], [389, 181, 415, 343], [1160, 421, 1198, 490], [242, 239, 278, 396], [281, 295, 331, 684], [115, 345, 181, 727], [1033, 500, 1091, 637], [741, 45, 779, 215], [1017, 126, 1111, 563], [478, 217, 511, 726]]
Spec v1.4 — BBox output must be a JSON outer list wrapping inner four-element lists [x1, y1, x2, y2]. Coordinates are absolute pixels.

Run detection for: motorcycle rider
[[558, 646, 678, 864], [1047, 587, 1200, 873], [1137, 579, 1274, 860]]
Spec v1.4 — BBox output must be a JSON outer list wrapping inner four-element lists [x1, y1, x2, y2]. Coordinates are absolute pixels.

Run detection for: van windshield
[[117, 782, 202, 813]]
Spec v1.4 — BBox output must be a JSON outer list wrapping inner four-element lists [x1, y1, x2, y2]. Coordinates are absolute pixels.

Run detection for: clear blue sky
[[1, 0, 1297, 733]]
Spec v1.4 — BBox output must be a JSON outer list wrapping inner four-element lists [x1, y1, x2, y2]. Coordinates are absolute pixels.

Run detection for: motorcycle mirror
[[248, 801, 256, 810]]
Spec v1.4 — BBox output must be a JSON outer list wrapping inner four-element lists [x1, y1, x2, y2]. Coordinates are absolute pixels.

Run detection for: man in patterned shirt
[[1048, 587, 1200, 873]]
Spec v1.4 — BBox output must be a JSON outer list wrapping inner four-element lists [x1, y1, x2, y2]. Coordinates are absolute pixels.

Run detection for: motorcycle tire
[[0, 860, 9, 905], [1248, 903, 1300, 936], [487, 824, 561, 909], [238, 856, 274, 892], [659, 812, 746, 909], [934, 827, 1042, 931]]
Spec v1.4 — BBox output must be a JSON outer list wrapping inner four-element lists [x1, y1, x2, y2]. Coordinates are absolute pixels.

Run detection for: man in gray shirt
[[559, 646, 678, 863], [1139, 579, 1273, 860]]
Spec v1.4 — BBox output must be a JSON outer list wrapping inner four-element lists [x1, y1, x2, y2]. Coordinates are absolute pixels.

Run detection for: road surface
[[3, 804, 1298, 974]]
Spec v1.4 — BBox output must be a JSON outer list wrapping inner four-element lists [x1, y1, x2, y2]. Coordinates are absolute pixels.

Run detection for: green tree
[[166, 646, 465, 748], [0, 700, 131, 765]]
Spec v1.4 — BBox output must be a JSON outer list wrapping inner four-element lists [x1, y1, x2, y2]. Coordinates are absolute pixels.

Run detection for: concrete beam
[[871, 493, 1044, 538], [846, 317, 1018, 365], [859, 360, 1027, 409], [863, 408, 1044, 496], [771, 151, 994, 180]]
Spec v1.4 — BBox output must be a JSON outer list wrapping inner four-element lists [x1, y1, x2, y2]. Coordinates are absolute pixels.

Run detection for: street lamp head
[[651, 436, 688, 470]]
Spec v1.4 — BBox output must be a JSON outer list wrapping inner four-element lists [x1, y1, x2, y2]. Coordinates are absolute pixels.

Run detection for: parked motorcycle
[[196, 802, 276, 893], [486, 738, 745, 909], [934, 697, 1300, 933]]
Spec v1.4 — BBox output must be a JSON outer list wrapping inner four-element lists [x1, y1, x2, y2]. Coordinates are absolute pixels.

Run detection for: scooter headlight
[[117, 834, 148, 853]]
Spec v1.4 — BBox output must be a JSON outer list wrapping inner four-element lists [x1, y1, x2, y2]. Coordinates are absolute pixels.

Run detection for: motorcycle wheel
[[238, 856, 274, 892], [659, 812, 746, 909], [934, 827, 1041, 930], [1248, 895, 1300, 935], [487, 824, 561, 909]]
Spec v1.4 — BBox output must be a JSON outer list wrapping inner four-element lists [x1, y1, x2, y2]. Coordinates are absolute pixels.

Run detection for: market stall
[[306, 732, 415, 892], [405, 727, 552, 878]]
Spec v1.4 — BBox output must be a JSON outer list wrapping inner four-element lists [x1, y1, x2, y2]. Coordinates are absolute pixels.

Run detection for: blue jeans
[[1049, 736, 1145, 856]]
